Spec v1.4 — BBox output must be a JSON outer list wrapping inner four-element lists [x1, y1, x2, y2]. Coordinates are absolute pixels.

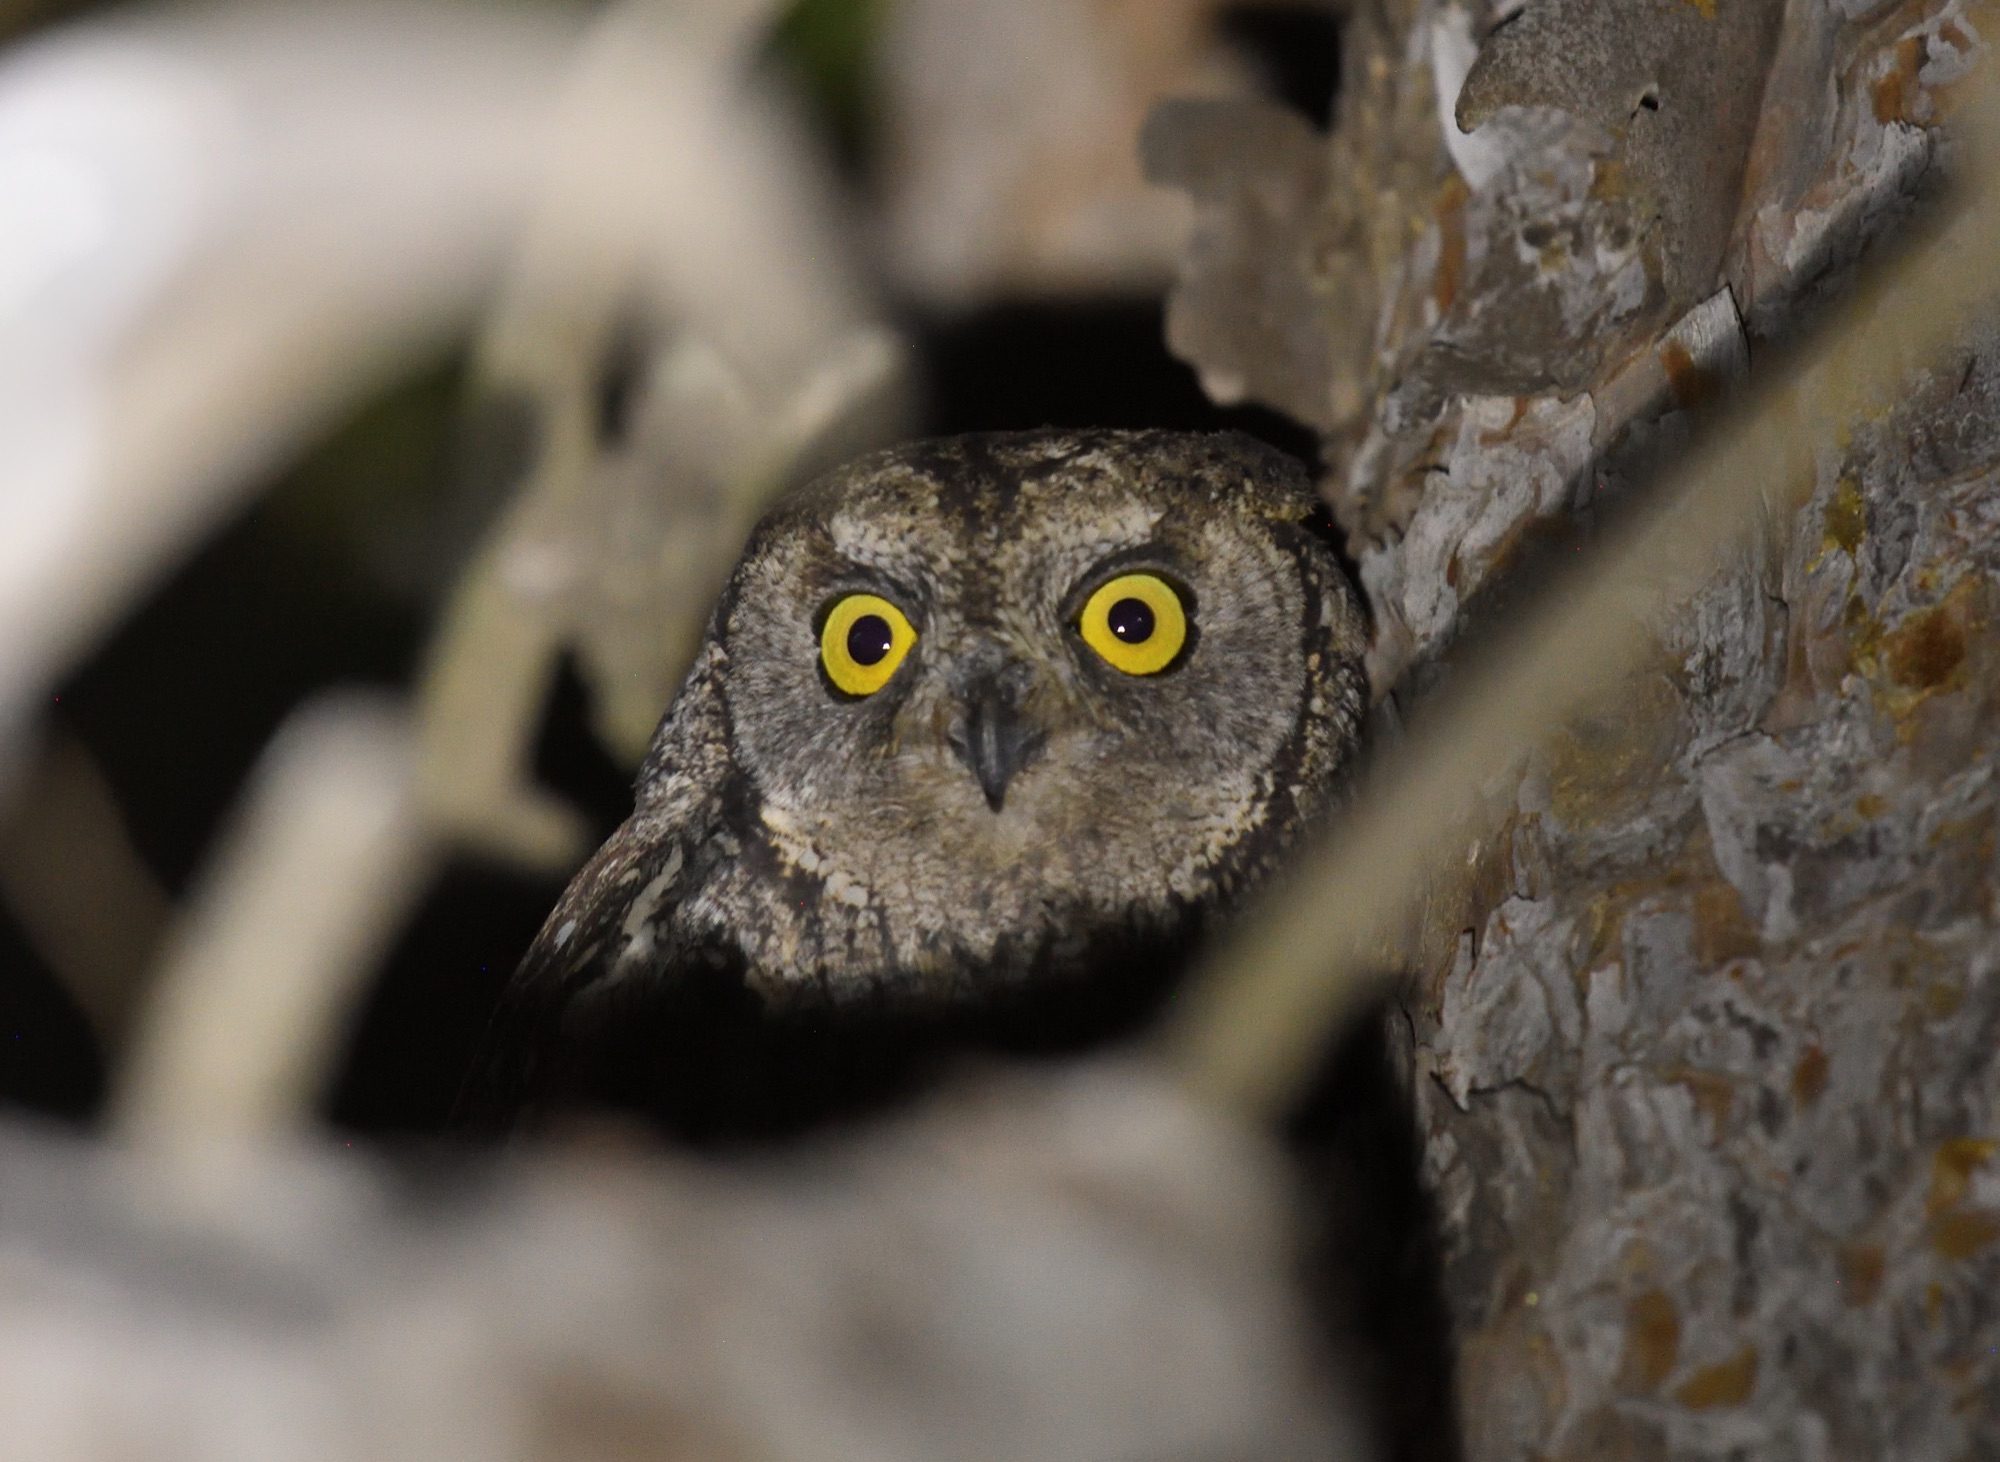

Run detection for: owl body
[[458, 430, 1368, 1138]]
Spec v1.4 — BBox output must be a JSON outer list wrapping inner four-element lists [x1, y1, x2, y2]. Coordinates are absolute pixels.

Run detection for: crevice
[[1288, 1000, 1463, 1462]]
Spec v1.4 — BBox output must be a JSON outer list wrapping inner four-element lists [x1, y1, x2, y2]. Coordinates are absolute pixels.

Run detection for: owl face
[[681, 430, 1367, 995]]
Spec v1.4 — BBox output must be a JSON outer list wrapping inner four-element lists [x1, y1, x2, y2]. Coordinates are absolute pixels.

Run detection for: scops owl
[[457, 429, 1369, 1139]]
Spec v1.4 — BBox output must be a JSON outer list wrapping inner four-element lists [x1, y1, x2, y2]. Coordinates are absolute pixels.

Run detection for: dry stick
[[113, 697, 436, 1146], [1162, 81, 2000, 1122], [413, 0, 894, 870]]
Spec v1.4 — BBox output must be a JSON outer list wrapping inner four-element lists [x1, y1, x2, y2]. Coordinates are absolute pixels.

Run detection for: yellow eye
[[820, 592, 917, 696], [1078, 572, 1188, 676]]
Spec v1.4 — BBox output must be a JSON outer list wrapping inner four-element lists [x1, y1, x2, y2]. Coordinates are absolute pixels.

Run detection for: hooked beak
[[948, 666, 1045, 812]]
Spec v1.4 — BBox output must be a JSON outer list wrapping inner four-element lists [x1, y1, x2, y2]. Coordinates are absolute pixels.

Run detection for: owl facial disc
[[672, 428, 1371, 1000]]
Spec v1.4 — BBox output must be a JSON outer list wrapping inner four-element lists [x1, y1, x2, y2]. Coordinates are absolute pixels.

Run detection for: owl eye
[[1078, 572, 1189, 676], [820, 592, 917, 696]]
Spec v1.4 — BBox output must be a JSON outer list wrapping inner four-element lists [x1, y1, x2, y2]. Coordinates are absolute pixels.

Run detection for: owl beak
[[950, 668, 1045, 812]]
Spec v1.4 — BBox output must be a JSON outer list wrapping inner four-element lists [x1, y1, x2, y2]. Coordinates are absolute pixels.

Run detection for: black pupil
[[847, 614, 894, 666], [1107, 597, 1155, 644]]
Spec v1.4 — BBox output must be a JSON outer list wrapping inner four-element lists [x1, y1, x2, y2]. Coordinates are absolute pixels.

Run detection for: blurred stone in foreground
[[0, 1064, 1369, 1461]]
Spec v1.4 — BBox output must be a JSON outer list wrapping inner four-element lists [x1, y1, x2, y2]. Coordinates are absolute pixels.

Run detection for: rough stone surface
[[1153, 0, 2000, 1455], [1419, 342, 2000, 1459]]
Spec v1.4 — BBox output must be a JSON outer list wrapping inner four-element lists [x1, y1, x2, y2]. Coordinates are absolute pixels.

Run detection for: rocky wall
[[1152, 0, 2000, 1455]]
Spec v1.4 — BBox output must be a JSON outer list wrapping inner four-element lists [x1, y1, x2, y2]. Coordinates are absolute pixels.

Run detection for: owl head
[[458, 429, 1372, 1134], [640, 428, 1370, 1002]]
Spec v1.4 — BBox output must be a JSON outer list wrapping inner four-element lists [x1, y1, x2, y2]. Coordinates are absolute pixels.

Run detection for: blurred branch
[[113, 694, 436, 1147], [1163, 75, 2000, 1119], [0, 0, 582, 779], [0, 0, 594, 1132], [416, 0, 908, 871]]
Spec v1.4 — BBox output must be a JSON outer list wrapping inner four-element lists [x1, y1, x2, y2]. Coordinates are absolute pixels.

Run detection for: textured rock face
[[1153, 0, 2000, 1455], [1422, 350, 2000, 1459]]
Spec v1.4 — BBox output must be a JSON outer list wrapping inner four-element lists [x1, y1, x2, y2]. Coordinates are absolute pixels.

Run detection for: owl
[[456, 429, 1369, 1140]]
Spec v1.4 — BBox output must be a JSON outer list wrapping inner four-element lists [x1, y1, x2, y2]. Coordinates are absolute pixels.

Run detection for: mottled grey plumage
[[458, 429, 1368, 1138]]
